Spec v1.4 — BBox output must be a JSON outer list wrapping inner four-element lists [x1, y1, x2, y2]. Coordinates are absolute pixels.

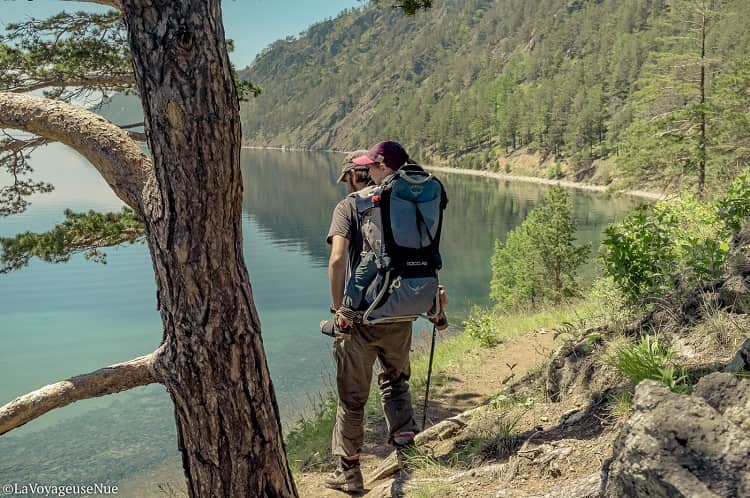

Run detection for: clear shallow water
[[0, 146, 640, 493]]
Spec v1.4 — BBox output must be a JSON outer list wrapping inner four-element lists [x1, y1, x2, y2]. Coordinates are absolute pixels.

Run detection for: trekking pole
[[422, 322, 437, 430]]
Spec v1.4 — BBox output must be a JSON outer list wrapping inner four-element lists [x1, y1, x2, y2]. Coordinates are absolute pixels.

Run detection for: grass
[[448, 413, 523, 467], [606, 335, 690, 394], [400, 445, 441, 473], [285, 397, 338, 473], [693, 294, 748, 352], [405, 482, 452, 498], [608, 390, 634, 419], [488, 393, 535, 410]]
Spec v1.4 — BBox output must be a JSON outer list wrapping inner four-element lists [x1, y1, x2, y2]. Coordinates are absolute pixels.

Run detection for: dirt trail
[[295, 330, 556, 497]]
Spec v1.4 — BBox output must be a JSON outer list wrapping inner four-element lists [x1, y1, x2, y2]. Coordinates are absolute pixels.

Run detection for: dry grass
[[694, 296, 748, 353]]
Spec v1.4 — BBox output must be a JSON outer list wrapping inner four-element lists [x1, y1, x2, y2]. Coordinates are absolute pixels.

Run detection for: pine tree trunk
[[698, 10, 707, 196], [120, 1, 297, 496]]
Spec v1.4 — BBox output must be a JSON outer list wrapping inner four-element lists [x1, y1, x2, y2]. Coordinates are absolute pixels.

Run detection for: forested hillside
[[239, 0, 750, 193]]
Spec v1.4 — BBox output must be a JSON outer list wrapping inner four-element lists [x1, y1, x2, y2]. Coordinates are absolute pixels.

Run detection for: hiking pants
[[331, 321, 418, 457]]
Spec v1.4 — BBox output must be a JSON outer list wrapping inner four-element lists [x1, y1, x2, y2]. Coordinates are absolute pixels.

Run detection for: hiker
[[324, 141, 448, 493], [338, 149, 373, 193]]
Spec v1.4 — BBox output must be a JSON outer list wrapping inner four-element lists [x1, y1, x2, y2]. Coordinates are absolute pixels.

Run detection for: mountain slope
[[238, 0, 750, 181]]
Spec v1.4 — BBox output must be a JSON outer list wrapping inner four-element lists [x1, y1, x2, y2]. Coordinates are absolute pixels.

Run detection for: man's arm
[[328, 235, 349, 310]]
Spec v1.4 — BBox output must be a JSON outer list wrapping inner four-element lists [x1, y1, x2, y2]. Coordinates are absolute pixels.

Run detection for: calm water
[[0, 147, 639, 493]]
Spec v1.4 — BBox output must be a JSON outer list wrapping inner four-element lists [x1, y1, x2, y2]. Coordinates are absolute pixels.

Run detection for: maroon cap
[[352, 141, 409, 170]]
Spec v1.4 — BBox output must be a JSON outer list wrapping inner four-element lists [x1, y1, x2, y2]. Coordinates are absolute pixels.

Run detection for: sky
[[0, 0, 361, 68]]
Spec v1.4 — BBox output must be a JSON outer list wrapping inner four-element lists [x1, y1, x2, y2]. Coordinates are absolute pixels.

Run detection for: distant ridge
[[238, 0, 750, 175]]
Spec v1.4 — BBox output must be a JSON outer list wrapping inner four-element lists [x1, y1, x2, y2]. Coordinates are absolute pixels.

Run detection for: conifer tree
[[491, 186, 590, 308], [619, 0, 723, 195]]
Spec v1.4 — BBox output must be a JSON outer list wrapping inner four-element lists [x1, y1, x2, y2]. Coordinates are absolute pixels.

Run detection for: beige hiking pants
[[331, 321, 418, 457]]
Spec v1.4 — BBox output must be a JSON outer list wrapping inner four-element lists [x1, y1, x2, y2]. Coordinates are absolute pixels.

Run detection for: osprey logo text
[[409, 184, 424, 196], [407, 281, 429, 293]]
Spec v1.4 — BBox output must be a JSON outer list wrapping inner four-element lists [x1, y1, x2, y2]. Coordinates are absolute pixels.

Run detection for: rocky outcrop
[[545, 338, 599, 402], [724, 337, 750, 374], [545, 332, 620, 403], [693, 372, 750, 433], [602, 374, 750, 498]]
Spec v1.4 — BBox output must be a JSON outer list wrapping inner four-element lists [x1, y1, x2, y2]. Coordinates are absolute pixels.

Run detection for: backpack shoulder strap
[[351, 184, 381, 215]]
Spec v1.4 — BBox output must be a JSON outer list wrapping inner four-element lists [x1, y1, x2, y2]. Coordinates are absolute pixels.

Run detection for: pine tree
[[619, 0, 724, 195], [491, 186, 590, 308]]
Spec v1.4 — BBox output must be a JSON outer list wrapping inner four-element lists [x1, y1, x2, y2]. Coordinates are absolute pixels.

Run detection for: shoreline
[[240, 145, 665, 201], [426, 165, 665, 201]]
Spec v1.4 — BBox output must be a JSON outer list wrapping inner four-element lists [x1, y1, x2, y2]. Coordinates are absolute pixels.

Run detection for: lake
[[0, 147, 639, 494]]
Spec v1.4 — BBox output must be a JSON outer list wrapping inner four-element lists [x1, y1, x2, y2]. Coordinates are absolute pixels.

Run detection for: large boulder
[[602, 374, 750, 498]]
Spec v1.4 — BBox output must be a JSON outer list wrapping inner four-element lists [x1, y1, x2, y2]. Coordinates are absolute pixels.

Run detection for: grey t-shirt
[[326, 196, 363, 275]]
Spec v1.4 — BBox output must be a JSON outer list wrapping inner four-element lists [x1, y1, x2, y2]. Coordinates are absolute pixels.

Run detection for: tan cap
[[337, 149, 370, 183]]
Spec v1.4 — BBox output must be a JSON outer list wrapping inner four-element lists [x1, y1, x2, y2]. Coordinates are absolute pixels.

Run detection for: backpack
[[342, 165, 447, 324]]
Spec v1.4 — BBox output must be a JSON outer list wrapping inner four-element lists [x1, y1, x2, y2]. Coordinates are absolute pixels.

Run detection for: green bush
[[491, 186, 590, 308], [601, 195, 729, 303], [463, 307, 501, 347], [546, 162, 563, 179], [717, 168, 750, 231], [608, 335, 689, 393], [589, 276, 636, 326]]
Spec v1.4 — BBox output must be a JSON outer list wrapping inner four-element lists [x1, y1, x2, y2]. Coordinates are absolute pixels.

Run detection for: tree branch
[[0, 208, 146, 272], [126, 130, 146, 142], [0, 348, 162, 435], [0, 92, 151, 210]]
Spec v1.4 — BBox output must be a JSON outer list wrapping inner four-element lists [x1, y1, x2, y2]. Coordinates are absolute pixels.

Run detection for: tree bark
[[698, 10, 707, 197], [120, 1, 297, 497]]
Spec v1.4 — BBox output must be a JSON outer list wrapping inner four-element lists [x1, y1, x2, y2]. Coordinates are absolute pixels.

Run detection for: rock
[[693, 371, 750, 433], [559, 407, 584, 426], [723, 337, 750, 374], [532, 472, 600, 498], [602, 378, 750, 498], [726, 225, 750, 277], [717, 275, 750, 313]]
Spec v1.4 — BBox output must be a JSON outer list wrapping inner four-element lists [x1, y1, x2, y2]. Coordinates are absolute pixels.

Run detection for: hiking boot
[[324, 463, 364, 493], [395, 439, 417, 473]]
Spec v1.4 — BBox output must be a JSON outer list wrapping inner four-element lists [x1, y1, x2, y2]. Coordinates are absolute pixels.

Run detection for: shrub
[[589, 276, 636, 326], [546, 162, 563, 179], [717, 168, 750, 231], [491, 186, 590, 309], [601, 195, 729, 303], [463, 307, 501, 347]]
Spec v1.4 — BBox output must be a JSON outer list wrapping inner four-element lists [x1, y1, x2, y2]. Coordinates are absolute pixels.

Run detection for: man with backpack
[[324, 141, 447, 493]]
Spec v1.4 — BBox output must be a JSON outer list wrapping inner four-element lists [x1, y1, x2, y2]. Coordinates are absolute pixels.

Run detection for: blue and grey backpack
[[342, 165, 447, 324]]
